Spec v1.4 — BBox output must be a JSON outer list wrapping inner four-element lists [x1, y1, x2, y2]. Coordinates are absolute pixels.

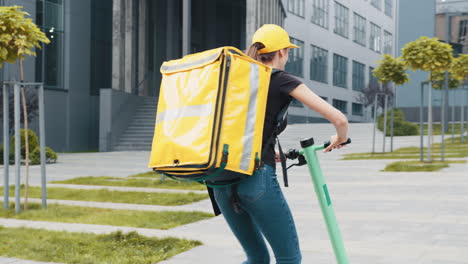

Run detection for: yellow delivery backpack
[[148, 46, 272, 187]]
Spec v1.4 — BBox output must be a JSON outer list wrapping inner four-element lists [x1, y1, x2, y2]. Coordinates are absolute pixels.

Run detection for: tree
[[429, 70, 462, 90], [357, 81, 394, 110], [373, 54, 409, 86], [371, 54, 410, 151], [402, 36, 453, 72], [450, 54, 468, 81], [0, 5, 50, 211], [401, 36, 454, 162]]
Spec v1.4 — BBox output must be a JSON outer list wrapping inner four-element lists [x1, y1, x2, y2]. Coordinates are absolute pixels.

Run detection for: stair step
[[125, 126, 154, 129], [125, 128, 154, 132], [119, 136, 153, 141], [113, 97, 160, 151]]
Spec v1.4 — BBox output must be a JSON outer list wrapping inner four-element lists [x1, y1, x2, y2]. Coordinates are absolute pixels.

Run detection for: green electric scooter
[[285, 137, 351, 264]]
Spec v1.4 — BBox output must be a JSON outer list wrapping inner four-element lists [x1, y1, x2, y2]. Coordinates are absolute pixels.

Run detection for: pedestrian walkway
[[0, 258, 59, 264], [0, 123, 467, 264]]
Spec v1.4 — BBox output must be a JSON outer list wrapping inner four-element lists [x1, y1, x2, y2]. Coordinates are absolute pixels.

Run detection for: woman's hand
[[324, 135, 348, 153]]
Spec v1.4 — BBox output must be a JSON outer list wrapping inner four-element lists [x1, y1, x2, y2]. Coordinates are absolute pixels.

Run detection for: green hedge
[[1, 129, 57, 165], [10, 129, 38, 158], [29, 146, 57, 165], [377, 108, 419, 136]]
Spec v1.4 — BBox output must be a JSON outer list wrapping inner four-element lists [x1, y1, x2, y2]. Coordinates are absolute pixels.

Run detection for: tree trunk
[[19, 59, 29, 211]]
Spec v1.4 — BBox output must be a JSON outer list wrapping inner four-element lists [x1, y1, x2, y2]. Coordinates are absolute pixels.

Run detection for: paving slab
[[0, 123, 467, 264]]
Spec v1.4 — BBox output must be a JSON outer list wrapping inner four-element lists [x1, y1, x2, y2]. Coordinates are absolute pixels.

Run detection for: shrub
[[29, 146, 58, 165], [378, 108, 419, 136], [10, 129, 39, 158]]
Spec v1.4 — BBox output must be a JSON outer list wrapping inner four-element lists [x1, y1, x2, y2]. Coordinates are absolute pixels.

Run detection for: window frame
[[352, 102, 364, 116], [369, 22, 382, 53], [310, 44, 329, 84], [35, 0, 65, 90], [384, 30, 393, 55], [288, 0, 305, 18], [352, 60, 365, 92], [369, 66, 378, 86], [353, 12, 366, 47], [285, 37, 305, 78], [458, 20, 468, 43], [384, 0, 393, 17], [333, 53, 348, 88], [371, 0, 382, 10], [334, 1, 349, 39], [332, 99, 348, 114], [311, 0, 329, 29]]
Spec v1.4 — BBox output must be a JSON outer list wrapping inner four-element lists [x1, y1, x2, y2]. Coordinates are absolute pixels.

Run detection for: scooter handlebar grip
[[323, 138, 352, 149], [285, 149, 300, 160]]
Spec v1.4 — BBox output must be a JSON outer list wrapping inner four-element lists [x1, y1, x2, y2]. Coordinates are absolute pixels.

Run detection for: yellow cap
[[252, 24, 300, 54]]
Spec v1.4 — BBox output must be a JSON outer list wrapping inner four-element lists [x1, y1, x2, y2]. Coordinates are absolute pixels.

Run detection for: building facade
[[0, 0, 286, 152], [397, 0, 468, 122], [282, 0, 397, 123]]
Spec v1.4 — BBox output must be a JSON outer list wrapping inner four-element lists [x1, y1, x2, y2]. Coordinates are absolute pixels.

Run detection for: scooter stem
[[300, 139, 349, 264]]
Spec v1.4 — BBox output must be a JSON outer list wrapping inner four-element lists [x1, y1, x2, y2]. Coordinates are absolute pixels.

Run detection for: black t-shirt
[[261, 70, 303, 168]]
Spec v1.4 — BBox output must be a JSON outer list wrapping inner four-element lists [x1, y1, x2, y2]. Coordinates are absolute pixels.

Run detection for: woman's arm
[[289, 84, 349, 152]]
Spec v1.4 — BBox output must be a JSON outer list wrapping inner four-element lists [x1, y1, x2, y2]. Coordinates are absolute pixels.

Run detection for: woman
[[213, 24, 349, 264]]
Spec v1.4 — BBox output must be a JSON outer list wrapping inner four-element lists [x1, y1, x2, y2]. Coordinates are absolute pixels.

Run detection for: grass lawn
[[382, 160, 466, 172], [422, 123, 466, 135], [0, 203, 213, 230], [0, 186, 208, 206], [52, 172, 205, 191], [343, 140, 468, 160], [0, 227, 201, 264]]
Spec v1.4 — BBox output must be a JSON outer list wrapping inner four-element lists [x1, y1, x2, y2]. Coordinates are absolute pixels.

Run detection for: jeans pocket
[[236, 166, 268, 202]]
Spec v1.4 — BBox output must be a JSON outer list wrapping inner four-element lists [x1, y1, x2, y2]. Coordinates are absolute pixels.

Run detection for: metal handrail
[[133, 70, 153, 95]]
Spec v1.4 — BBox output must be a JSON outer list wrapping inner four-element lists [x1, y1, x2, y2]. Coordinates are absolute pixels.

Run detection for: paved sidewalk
[[0, 123, 467, 264], [0, 258, 59, 264]]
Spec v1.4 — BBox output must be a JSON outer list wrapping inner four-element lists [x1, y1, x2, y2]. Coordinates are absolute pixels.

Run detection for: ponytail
[[246, 42, 277, 64]]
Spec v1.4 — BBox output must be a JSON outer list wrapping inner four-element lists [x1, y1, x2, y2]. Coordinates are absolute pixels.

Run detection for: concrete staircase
[[114, 97, 158, 151]]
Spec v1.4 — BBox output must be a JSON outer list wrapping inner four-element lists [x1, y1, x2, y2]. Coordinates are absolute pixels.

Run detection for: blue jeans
[[213, 165, 302, 264]]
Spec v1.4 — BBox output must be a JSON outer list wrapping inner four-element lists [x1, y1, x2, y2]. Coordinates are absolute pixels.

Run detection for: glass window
[[311, 0, 329, 29], [353, 12, 366, 46], [285, 38, 304, 77], [320, 96, 328, 101], [370, 22, 382, 53], [310, 44, 328, 83], [288, 0, 305, 17], [384, 30, 393, 54], [332, 99, 348, 114], [333, 53, 348, 88], [352, 61, 365, 91], [35, 0, 65, 89], [369, 66, 378, 86], [384, 0, 393, 17], [459, 20, 468, 43], [371, 0, 381, 10], [334, 1, 349, 38], [352, 103, 363, 116], [291, 98, 304, 108]]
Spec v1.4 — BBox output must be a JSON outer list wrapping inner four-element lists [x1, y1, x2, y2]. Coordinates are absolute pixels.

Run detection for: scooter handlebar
[[285, 149, 301, 160], [323, 138, 352, 149], [286, 138, 351, 160]]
